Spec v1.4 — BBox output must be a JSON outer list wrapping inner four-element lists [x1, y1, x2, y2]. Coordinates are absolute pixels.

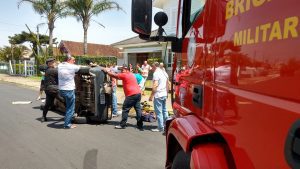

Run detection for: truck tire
[[171, 150, 191, 169], [73, 116, 88, 124]]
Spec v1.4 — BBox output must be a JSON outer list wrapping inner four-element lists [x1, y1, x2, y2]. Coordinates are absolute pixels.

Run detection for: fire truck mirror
[[131, 0, 152, 36]]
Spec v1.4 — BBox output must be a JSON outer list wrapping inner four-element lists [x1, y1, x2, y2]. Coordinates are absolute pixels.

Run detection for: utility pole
[[36, 23, 45, 56], [37, 25, 40, 56]]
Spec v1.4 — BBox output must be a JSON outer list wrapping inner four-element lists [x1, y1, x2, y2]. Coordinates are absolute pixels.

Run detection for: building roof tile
[[59, 40, 121, 57]]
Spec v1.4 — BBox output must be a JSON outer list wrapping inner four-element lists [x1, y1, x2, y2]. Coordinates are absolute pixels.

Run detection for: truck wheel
[[73, 116, 88, 124], [172, 150, 191, 169]]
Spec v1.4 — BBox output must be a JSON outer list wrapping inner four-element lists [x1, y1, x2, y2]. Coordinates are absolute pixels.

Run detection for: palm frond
[[17, 0, 35, 9], [64, 0, 123, 55], [92, 0, 125, 16], [92, 19, 105, 28]]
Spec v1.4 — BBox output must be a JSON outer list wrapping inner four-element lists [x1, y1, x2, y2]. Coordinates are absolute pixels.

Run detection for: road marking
[[12, 101, 32, 104]]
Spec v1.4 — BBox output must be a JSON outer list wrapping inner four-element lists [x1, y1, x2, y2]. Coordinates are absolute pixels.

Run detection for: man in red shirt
[[104, 64, 143, 130]]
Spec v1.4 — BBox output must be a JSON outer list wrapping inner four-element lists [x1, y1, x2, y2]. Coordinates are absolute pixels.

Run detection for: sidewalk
[[0, 73, 173, 113], [0, 74, 41, 90]]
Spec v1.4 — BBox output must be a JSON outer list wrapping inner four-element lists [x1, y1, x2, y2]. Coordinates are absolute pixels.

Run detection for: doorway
[[136, 53, 149, 65]]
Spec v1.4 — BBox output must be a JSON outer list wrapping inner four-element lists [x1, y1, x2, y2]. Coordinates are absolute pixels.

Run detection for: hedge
[[73, 55, 117, 66]]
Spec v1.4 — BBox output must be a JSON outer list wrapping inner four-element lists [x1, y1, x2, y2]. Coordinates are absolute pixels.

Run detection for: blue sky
[[0, 0, 157, 47]]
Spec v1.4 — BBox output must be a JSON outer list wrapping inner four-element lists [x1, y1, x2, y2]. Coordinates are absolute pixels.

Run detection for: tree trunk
[[83, 19, 89, 56], [83, 27, 88, 55], [48, 21, 54, 56]]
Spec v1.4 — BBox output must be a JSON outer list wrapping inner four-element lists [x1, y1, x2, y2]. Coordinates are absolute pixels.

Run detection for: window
[[177, 1, 183, 38], [179, 0, 207, 38], [190, 0, 206, 24], [171, 8, 177, 29], [167, 49, 174, 68]]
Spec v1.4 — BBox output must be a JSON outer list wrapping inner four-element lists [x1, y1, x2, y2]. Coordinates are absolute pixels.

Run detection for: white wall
[[117, 53, 126, 66], [157, 0, 178, 36]]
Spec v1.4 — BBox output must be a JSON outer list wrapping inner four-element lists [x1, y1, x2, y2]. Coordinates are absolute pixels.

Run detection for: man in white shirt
[[149, 62, 169, 132], [58, 55, 80, 129]]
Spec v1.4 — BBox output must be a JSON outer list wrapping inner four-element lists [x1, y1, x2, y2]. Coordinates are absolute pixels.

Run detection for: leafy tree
[[18, 0, 68, 56], [0, 45, 29, 62], [66, 0, 123, 55], [8, 30, 57, 74], [8, 31, 52, 55]]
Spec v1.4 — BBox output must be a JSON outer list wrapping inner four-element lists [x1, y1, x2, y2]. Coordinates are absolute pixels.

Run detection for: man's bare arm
[[103, 68, 119, 79], [150, 80, 158, 98]]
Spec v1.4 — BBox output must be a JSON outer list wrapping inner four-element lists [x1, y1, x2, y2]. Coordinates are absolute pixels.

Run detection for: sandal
[[64, 124, 77, 129], [70, 124, 77, 129]]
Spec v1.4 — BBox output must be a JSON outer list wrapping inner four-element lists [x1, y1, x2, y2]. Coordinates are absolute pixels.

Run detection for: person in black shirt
[[42, 58, 63, 122]]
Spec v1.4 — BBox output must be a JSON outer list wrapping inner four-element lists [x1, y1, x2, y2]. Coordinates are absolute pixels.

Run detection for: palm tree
[[18, 0, 68, 56], [66, 0, 123, 55]]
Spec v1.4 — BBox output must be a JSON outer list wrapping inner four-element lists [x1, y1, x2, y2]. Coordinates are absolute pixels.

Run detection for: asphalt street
[[0, 81, 166, 169]]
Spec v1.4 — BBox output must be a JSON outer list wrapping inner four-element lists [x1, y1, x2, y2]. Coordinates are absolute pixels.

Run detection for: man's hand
[[103, 68, 110, 73], [105, 68, 119, 79], [149, 95, 154, 101]]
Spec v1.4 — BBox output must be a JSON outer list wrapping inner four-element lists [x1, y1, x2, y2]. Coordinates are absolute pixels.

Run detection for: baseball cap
[[46, 58, 55, 64], [118, 64, 129, 70]]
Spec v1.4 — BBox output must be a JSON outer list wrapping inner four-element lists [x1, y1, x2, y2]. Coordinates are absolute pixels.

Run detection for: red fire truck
[[132, 0, 300, 168]]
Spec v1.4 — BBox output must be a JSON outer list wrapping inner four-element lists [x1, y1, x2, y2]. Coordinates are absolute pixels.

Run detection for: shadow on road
[[46, 119, 65, 129], [83, 149, 98, 169], [105, 116, 158, 131], [35, 116, 65, 129], [33, 104, 159, 131], [32, 106, 42, 110]]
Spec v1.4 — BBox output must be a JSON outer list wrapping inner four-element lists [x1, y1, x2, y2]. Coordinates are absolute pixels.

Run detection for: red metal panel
[[169, 0, 300, 168], [167, 115, 216, 152], [212, 0, 300, 168], [191, 143, 230, 169]]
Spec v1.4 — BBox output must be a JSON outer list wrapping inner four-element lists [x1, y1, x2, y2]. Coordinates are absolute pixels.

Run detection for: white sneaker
[[115, 125, 126, 129], [112, 114, 118, 118], [117, 110, 122, 115], [151, 128, 163, 132]]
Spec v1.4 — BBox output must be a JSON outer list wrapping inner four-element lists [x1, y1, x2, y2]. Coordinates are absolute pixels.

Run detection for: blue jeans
[[112, 86, 118, 115], [60, 90, 75, 128], [154, 96, 168, 130], [120, 93, 143, 128]]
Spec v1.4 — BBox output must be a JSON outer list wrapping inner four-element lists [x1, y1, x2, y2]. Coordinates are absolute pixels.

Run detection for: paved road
[[0, 81, 166, 169]]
